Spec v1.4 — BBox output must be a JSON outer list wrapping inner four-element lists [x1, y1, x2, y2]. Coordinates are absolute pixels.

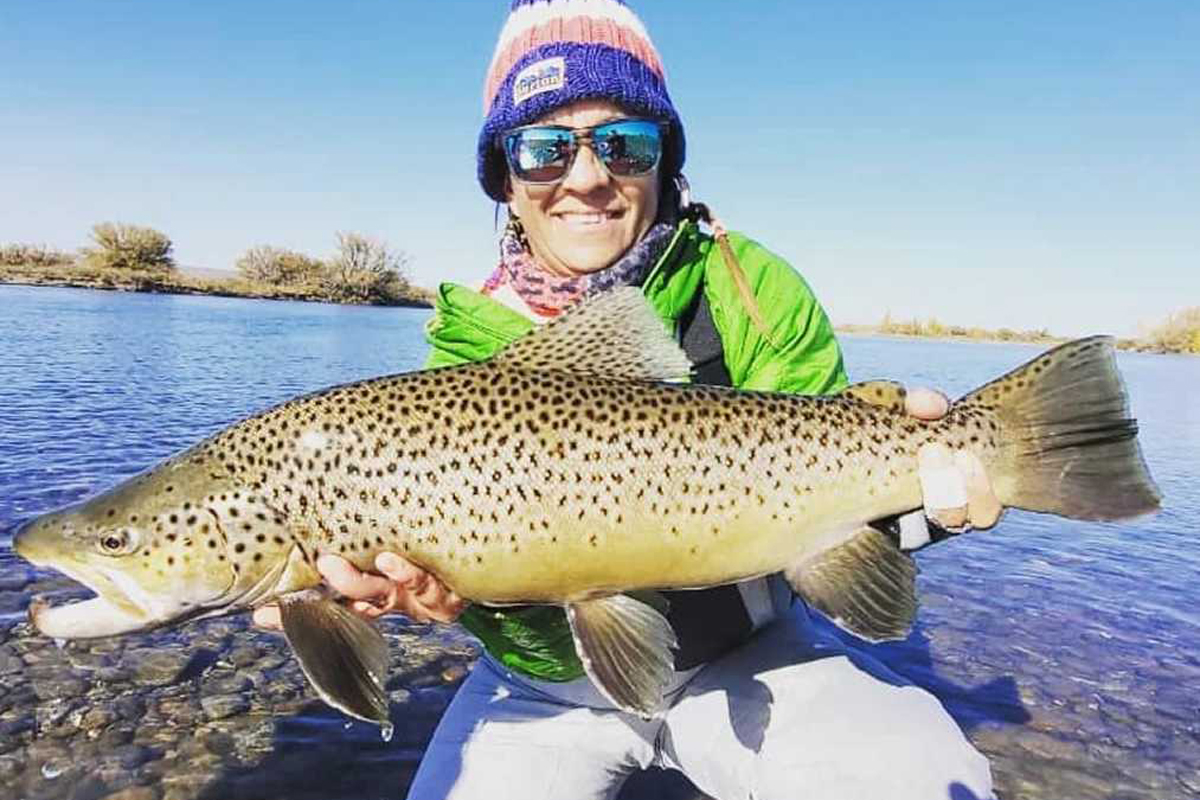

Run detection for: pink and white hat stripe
[[483, 0, 665, 114]]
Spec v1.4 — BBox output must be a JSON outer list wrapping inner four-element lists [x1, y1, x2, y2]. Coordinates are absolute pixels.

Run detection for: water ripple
[[1, 288, 1198, 799]]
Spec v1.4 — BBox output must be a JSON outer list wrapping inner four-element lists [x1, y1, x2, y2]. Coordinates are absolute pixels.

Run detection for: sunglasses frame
[[500, 118, 668, 185]]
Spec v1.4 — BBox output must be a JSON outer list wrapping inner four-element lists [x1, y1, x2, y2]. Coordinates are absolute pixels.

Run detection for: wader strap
[[679, 290, 732, 387], [668, 283, 752, 670]]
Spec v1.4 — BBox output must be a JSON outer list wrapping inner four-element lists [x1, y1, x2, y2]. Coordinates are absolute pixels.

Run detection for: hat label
[[513, 57, 566, 106]]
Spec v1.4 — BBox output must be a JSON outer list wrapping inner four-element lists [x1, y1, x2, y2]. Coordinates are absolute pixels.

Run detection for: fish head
[[13, 452, 294, 639]]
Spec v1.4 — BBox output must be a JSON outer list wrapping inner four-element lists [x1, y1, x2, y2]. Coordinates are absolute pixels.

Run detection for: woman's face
[[506, 99, 661, 278]]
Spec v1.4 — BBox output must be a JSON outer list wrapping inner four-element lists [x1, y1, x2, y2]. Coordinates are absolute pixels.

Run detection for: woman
[[260, 1, 1000, 797]]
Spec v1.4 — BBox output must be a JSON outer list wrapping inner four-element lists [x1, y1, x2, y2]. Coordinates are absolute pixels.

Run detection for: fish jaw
[[15, 516, 156, 636], [12, 497, 237, 638], [27, 594, 153, 638]]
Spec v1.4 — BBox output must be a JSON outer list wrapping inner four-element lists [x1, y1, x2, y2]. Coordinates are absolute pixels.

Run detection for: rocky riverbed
[[2, 550, 1197, 800], [0, 557, 708, 800]]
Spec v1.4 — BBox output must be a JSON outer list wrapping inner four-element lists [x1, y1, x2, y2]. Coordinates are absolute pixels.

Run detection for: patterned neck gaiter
[[482, 218, 677, 318]]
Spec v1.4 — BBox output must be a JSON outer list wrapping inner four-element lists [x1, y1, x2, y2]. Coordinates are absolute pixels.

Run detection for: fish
[[13, 287, 1161, 721]]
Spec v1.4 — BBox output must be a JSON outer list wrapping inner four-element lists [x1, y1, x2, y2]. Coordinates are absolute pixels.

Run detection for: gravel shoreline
[[3, 557, 1197, 800], [0, 561, 709, 800]]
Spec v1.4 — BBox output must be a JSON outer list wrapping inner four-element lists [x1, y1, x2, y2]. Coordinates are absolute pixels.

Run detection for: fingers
[[252, 605, 282, 631], [253, 553, 467, 628], [398, 584, 467, 624], [379, 552, 466, 623], [908, 389, 1002, 532], [919, 443, 970, 529], [918, 444, 1004, 531], [320, 552, 466, 624], [318, 554, 398, 602], [904, 387, 950, 420], [956, 450, 1003, 529]]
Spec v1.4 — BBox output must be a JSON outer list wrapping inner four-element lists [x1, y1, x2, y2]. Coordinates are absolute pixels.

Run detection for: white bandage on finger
[[898, 510, 932, 551], [920, 463, 969, 511]]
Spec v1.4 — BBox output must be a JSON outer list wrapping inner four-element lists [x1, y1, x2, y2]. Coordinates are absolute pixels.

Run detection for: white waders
[[406, 603, 995, 800]]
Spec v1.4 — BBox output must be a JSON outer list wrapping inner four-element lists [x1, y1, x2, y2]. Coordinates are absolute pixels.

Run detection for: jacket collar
[[429, 218, 707, 356]]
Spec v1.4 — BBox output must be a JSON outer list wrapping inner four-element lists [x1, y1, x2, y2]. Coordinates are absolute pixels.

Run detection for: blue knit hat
[[478, 0, 686, 201]]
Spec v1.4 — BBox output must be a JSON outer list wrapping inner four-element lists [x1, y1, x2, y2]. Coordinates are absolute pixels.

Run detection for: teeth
[[560, 213, 611, 225]]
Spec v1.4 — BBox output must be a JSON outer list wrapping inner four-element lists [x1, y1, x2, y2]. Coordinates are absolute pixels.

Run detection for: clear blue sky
[[2, 0, 1196, 336]]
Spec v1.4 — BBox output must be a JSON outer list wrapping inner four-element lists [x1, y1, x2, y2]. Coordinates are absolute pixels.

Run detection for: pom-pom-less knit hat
[[477, 0, 686, 202]]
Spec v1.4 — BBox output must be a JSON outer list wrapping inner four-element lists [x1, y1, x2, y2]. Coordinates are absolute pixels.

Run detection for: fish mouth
[[27, 593, 154, 639], [14, 517, 156, 639]]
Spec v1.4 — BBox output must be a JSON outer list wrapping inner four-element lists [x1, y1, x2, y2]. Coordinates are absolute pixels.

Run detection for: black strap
[[679, 290, 732, 386], [664, 288, 749, 670]]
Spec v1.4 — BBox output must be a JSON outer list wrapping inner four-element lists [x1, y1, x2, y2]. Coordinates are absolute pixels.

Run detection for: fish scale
[[14, 288, 1160, 721], [185, 360, 995, 605]]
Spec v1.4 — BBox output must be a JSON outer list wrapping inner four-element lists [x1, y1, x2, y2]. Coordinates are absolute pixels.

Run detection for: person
[[259, 1, 1001, 797]]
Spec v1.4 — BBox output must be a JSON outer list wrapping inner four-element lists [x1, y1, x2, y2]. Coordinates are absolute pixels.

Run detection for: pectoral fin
[[566, 594, 678, 718], [786, 525, 918, 643], [279, 593, 391, 725]]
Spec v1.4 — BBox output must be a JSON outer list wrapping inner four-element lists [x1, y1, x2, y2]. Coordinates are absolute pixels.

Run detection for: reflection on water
[[1, 286, 1198, 800]]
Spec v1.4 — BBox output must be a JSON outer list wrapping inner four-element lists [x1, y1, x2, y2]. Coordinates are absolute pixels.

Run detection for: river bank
[[0, 263, 432, 309], [836, 323, 1198, 356]]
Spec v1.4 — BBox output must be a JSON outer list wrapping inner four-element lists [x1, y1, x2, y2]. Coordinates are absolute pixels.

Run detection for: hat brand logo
[[513, 57, 566, 105]]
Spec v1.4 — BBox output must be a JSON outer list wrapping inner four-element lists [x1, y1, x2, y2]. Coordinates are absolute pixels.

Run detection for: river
[[0, 285, 1197, 800]]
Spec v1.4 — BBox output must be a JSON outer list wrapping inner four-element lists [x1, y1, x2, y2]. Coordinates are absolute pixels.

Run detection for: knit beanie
[[477, 0, 686, 202]]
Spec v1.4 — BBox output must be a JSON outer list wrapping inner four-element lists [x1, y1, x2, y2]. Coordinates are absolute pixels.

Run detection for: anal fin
[[566, 594, 678, 718], [279, 593, 391, 725], [786, 526, 918, 643]]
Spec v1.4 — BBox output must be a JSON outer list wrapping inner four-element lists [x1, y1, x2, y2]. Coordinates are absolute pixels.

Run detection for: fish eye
[[98, 530, 132, 555]]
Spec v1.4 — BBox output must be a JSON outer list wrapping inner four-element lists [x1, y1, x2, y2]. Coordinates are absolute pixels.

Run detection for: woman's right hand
[[253, 552, 467, 630]]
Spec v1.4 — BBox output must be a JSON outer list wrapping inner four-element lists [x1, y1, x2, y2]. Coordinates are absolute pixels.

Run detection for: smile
[[554, 210, 623, 228]]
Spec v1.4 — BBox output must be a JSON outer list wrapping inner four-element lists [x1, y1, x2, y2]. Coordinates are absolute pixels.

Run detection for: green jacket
[[424, 219, 848, 681]]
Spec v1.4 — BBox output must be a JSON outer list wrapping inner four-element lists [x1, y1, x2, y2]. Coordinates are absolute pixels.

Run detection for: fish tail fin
[[960, 336, 1161, 521]]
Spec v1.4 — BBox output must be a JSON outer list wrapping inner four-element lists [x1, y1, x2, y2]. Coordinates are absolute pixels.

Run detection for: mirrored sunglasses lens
[[595, 121, 662, 176], [507, 129, 572, 183]]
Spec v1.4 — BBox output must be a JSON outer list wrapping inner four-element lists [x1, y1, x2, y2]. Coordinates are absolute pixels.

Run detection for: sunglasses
[[501, 119, 666, 185]]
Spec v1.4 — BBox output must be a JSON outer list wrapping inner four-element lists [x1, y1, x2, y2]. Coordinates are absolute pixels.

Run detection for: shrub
[[1142, 307, 1200, 354], [322, 232, 412, 303], [81, 222, 175, 272], [236, 245, 325, 286], [0, 243, 74, 268]]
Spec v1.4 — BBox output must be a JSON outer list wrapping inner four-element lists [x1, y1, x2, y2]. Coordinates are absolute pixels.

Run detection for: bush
[[81, 222, 175, 272], [0, 243, 74, 267], [1143, 307, 1200, 354], [236, 245, 325, 286], [321, 232, 412, 303]]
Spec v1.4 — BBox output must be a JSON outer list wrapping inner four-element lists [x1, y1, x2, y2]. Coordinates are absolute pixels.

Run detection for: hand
[[905, 387, 1003, 532], [253, 553, 467, 631]]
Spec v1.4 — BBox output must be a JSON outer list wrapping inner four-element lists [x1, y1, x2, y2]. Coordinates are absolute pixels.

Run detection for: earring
[[504, 214, 528, 247]]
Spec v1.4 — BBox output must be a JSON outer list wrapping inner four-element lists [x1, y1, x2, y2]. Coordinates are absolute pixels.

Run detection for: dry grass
[[1136, 308, 1200, 354], [839, 309, 1200, 356], [0, 260, 431, 307], [838, 314, 1065, 346], [0, 244, 74, 268]]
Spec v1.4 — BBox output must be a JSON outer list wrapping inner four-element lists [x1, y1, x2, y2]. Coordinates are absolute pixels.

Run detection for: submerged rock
[[200, 693, 250, 721], [128, 649, 192, 687]]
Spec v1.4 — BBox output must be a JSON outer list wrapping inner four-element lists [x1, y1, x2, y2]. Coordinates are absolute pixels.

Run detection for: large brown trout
[[13, 288, 1160, 721]]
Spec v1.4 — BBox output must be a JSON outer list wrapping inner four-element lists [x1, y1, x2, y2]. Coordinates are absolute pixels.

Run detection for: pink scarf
[[482, 219, 676, 318]]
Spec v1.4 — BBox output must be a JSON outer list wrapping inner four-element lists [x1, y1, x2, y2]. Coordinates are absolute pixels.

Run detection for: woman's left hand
[[904, 387, 1003, 532]]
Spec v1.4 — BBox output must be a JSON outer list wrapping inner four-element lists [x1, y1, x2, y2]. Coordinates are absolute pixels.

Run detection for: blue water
[[0, 286, 432, 528], [1, 285, 1198, 799]]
